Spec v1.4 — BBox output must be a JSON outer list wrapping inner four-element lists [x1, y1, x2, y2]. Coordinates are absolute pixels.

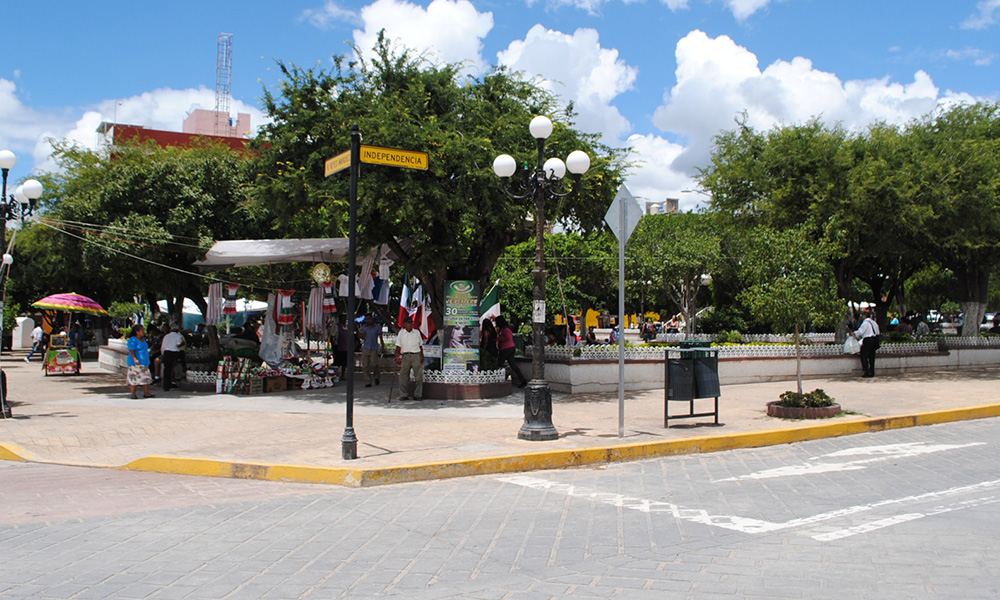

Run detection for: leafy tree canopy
[[249, 33, 627, 322]]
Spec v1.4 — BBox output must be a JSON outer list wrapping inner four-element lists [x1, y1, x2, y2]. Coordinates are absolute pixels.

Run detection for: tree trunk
[[794, 322, 803, 395], [957, 262, 989, 338]]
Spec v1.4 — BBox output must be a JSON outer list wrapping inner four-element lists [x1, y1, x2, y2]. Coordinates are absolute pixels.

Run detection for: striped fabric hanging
[[276, 290, 296, 325], [322, 280, 337, 313], [207, 283, 223, 325], [306, 287, 326, 333], [223, 284, 240, 315]]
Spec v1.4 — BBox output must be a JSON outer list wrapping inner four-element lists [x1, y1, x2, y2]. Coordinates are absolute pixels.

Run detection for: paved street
[[3, 417, 999, 599]]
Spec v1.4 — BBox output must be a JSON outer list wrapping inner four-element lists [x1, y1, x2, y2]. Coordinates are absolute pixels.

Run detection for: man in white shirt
[[160, 325, 186, 391], [24, 325, 43, 362], [395, 317, 424, 401], [851, 310, 881, 378]]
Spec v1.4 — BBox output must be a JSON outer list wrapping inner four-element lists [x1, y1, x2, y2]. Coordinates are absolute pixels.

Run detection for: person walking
[[160, 324, 186, 391], [68, 323, 84, 373], [851, 310, 881, 378], [126, 324, 155, 399], [24, 324, 43, 362], [395, 316, 424, 401], [360, 315, 385, 388], [495, 315, 527, 388]]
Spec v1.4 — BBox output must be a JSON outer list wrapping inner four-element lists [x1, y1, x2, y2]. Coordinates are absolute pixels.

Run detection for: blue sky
[[2, 0, 998, 209]]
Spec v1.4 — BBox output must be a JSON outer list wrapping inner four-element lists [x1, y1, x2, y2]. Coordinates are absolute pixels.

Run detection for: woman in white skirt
[[126, 324, 155, 399]]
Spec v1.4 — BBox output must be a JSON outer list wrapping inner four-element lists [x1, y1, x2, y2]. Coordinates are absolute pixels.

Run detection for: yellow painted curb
[[0, 442, 39, 462], [5, 403, 1000, 487]]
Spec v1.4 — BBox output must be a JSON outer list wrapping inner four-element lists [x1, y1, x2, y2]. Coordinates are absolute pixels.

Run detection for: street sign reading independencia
[[325, 145, 429, 177], [359, 145, 429, 170]]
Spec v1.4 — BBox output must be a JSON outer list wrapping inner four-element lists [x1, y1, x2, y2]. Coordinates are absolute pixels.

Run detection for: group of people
[[124, 323, 187, 399]]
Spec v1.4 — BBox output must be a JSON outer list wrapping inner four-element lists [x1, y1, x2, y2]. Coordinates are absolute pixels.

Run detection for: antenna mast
[[215, 33, 233, 135]]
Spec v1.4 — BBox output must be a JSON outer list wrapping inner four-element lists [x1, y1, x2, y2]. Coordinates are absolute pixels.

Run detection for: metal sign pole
[[341, 124, 361, 460], [617, 192, 626, 439]]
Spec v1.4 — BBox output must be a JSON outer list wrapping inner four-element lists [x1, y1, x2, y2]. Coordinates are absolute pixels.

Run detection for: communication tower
[[215, 33, 233, 135]]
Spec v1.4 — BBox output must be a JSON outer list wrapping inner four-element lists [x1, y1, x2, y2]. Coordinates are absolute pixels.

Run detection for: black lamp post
[[493, 116, 590, 441], [0, 149, 43, 420]]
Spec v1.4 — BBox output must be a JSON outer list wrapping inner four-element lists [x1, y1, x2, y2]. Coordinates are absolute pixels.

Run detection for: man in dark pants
[[852, 310, 881, 378], [160, 325, 186, 391]]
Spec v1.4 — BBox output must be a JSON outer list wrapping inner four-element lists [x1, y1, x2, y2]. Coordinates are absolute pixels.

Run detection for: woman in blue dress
[[126, 324, 155, 399]]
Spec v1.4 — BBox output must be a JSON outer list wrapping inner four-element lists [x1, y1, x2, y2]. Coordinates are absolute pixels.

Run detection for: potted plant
[[767, 388, 841, 419]]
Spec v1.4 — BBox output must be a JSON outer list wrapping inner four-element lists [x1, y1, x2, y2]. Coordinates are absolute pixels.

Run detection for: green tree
[[11, 139, 262, 321], [626, 212, 721, 336], [907, 102, 1000, 336], [250, 35, 626, 325], [493, 232, 616, 336], [740, 227, 842, 393]]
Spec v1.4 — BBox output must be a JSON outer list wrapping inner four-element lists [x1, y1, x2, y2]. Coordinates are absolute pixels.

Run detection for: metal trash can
[[665, 346, 720, 426]]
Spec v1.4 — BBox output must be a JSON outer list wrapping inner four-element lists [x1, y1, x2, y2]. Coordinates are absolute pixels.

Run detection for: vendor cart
[[43, 332, 80, 376]]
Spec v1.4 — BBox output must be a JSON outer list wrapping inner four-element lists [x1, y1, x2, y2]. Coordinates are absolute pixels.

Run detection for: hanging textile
[[356, 251, 377, 300], [276, 289, 296, 325], [322, 281, 337, 313], [338, 274, 350, 297], [207, 282, 223, 325], [375, 279, 391, 305], [306, 287, 326, 333], [223, 284, 240, 315]]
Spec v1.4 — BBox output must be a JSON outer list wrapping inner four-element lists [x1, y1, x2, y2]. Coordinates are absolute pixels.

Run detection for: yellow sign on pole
[[324, 150, 352, 177], [359, 145, 429, 170]]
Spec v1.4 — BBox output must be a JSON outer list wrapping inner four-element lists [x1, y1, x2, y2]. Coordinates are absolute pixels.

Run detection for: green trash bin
[[513, 333, 525, 356]]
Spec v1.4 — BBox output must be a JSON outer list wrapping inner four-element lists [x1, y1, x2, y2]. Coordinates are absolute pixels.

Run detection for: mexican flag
[[479, 279, 500, 323]]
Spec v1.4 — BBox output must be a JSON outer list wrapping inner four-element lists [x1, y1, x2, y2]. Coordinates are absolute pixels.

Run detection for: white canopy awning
[[194, 238, 351, 271]]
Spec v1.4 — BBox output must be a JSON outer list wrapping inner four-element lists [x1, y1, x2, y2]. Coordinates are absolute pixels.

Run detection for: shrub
[[777, 388, 835, 408]]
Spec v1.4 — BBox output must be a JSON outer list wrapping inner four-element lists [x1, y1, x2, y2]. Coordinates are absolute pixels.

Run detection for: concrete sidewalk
[[1, 349, 999, 486]]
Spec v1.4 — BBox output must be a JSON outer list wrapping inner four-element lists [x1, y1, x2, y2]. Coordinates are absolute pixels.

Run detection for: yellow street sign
[[324, 150, 352, 177], [359, 145, 429, 170]]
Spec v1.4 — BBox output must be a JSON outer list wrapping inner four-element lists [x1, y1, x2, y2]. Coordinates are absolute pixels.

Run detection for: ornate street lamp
[[493, 116, 590, 440], [0, 150, 42, 420], [0, 150, 42, 250]]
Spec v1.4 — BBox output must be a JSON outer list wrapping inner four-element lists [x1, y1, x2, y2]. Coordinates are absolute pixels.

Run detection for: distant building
[[182, 109, 251, 138], [646, 198, 679, 215], [97, 109, 252, 154]]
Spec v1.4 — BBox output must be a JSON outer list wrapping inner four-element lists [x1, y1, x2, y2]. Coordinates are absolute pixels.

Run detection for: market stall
[[31, 292, 108, 376]]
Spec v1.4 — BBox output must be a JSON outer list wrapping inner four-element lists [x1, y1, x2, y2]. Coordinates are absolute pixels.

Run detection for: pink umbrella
[[32, 293, 108, 316]]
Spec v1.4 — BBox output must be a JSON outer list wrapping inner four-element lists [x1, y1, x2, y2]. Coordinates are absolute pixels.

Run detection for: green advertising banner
[[443, 280, 480, 371]]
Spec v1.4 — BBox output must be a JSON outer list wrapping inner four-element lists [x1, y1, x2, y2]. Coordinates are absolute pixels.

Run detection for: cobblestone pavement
[[3, 418, 999, 599]]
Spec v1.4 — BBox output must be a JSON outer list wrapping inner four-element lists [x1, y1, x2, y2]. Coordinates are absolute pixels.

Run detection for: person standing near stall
[[160, 324, 186, 392], [360, 315, 385, 388], [126, 325, 154, 399], [68, 323, 84, 373], [495, 315, 527, 388], [395, 316, 424, 401]]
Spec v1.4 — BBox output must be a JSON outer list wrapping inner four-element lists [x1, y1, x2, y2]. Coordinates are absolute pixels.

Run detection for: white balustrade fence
[[423, 369, 507, 385]]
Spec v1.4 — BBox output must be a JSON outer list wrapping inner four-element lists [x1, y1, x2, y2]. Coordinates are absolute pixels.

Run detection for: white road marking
[[714, 442, 985, 482], [813, 495, 1000, 541], [498, 475, 1000, 537]]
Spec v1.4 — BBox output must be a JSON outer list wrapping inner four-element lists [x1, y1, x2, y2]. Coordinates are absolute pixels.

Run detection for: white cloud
[[650, 30, 975, 175], [962, 0, 1000, 29], [353, 0, 493, 74], [497, 25, 638, 142], [621, 134, 702, 211], [525, 0, 770, 19], [944, 46, 995, 66], [725, 0, 778, 21], [301, 1, 362, 29]]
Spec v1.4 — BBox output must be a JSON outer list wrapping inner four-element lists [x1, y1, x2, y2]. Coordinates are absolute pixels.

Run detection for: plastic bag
[[843, 336, 861, 355]]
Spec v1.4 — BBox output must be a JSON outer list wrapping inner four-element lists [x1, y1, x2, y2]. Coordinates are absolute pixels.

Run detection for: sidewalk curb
[[4, 403, 1000, 487]]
